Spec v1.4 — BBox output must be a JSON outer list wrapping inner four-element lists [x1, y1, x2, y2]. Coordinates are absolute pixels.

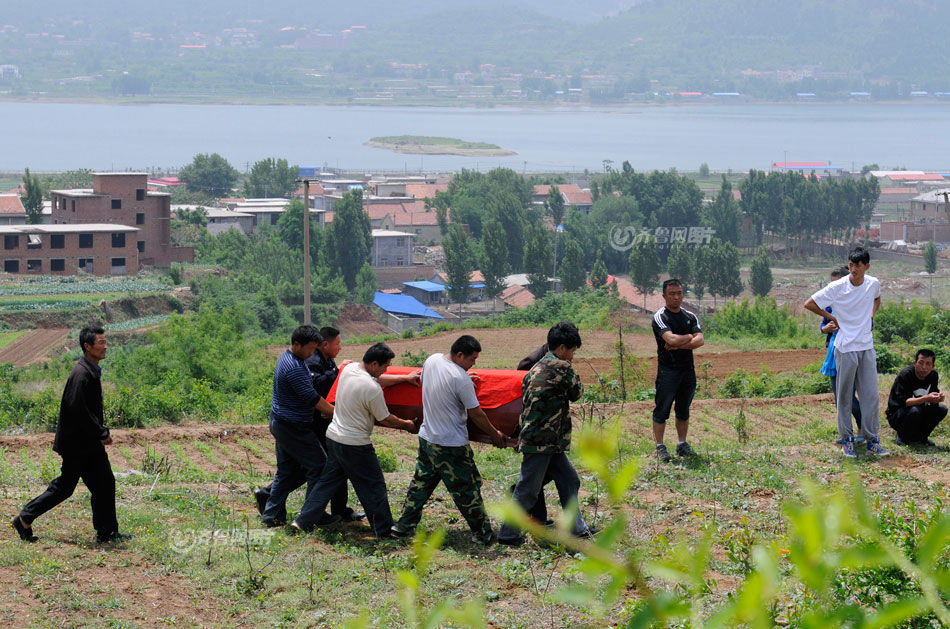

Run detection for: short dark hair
[[663, 279, 683, 294], [79, 325, 104, 353], [319, 326, 340, 342], [363, 342, 395, 365], [848, 246, 870, 265], [547, 320, 582, 351], [915, 348, 936, 362], [291, 325, 323, 347], [831, 266, 849, 278], [450, 334, 481, 357]]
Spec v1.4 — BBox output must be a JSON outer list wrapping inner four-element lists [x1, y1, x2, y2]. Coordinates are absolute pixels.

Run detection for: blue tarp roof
[[373, 292, 443, 318], [403, 280, 446, 292]]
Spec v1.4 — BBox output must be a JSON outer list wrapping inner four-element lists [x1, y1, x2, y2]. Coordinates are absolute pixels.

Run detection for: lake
[[2, 101, 949, 174]]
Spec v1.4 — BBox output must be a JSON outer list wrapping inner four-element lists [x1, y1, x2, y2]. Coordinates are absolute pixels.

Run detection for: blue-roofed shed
[[402, 280, 446, 305], [373, 291, 444, 334]]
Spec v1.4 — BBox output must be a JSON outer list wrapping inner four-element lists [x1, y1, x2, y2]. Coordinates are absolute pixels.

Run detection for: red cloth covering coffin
[[326, 366, 525, 445]]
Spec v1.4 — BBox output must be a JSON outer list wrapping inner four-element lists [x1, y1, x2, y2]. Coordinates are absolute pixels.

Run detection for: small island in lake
[[364, 135, 516, 156]]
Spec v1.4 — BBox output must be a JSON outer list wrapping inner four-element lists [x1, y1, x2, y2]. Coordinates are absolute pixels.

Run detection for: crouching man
[[886, 349, 947, 446], [498, 321, 597, 547], [292, 343, 417, 538]]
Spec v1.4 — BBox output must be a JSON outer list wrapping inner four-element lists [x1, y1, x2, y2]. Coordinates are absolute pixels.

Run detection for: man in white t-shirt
[[805, 246, 888, 457], [391, 335, 505, 544], [292, 343, 417, 537]]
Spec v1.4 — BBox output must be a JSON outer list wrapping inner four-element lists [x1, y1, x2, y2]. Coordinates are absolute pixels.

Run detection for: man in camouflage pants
[[392, 335, 506, 544], [498, 321, 596, 546]]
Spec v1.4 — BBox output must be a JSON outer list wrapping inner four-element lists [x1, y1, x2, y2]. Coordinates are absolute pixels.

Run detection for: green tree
[[707, 238, 743, 307], [480, 218, 510, 303], [545, 184, 566, 228], [559, 237, 586, 293], [425, 191, 451, 237], [277, 198, 324, 265], [444, 224, 475, 306], [325, 190, 372, 291], [692, 245, 708, 305], [666, 240, 692, 290], [21, 168, 43, 224], [749, 245, 773, 297], [702, 176, 742, 245], [590, 257, 609, 289], [628, 235, 661, 310], [179, 153, 240, 197], [243, 157, 298, 198], [354, 263, 377, 304], [523, 221, 551, 298], [924, 240, 938, 275]]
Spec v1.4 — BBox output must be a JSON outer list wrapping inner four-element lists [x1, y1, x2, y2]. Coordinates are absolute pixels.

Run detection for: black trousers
[[888, 404, 947, 443], [653, 365, 697, 423], [296, 439, 393, 535], [20, 446, 118, 537], [260, 415, 350, 517]]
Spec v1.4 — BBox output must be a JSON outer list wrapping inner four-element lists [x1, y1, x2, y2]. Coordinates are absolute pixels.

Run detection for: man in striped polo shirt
[[261, 325, 338, 528], [651, 279, 704, 462]]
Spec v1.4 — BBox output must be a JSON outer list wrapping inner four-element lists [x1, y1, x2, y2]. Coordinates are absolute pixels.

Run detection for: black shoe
[[96, 531, 132, 544], [253, 488, 269, 515], [389, 525, 414, 538], [675, 442, 696, 458], [472, 530, 497, 545], [11, 517, 37, 543], [339, 508, 365, 522], [497, 535, 525, 547], [894, 435, 906, 446], [315, 513, 342, 527], [655, 443, 672, 463], [261, 518, 285, 528], [573, 526, 600, 540]]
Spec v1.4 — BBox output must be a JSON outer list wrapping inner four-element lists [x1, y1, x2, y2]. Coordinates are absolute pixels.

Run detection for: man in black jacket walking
[[11, 326, 130, 544]]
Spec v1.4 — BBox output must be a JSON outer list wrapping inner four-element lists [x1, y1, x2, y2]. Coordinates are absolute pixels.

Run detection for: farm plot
[[0, 328, 69, 367], [0, 397, 947, 627]]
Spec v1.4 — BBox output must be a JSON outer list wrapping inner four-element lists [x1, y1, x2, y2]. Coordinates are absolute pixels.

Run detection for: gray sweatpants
[[833, 348, 879, 440]]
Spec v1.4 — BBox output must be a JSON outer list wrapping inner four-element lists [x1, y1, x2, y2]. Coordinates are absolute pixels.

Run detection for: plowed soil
[[0, 328, 69, 367]]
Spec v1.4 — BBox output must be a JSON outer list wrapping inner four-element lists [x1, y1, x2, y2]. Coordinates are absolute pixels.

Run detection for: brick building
[[49, 172, 193, 267], [0, 224, 139, 275]]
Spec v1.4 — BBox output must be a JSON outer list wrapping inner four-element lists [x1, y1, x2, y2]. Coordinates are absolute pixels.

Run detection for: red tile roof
[[501, 284, 535, 308], [888, 173, 945, 181], [0, 194, 25, 214], [603, 275, 667, 314], [563, 189, 592, 205], [364, 200, 440, 227], [434, 270, 485, 284], [405, 182, 449, 199]]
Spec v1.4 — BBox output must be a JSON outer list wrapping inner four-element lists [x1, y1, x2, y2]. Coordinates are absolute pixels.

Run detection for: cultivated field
[[1, 388, 947, 627]]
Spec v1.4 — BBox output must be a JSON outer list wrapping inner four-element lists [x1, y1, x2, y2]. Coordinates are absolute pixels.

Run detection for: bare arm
[[661, 331, 694, 347], [467, 407, 505, 447], [821, 321, 839, 334], [375, 414, 417, 432], [906, 392, 945, 407], [872, 296, 881, 316], [314, 397, 334, 415], [683, 332, 704, 350], [804, 298, 836, 325], [379, 369, 422, 388]]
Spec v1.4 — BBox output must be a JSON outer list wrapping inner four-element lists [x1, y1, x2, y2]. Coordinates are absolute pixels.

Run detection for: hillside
[[0, 0, 947, 100]]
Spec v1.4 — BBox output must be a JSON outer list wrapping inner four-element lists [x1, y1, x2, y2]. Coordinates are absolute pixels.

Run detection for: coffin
[[327, 366, 525, 446]]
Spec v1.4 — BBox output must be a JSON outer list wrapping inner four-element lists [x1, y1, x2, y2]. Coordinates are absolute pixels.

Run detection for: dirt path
[[0, 328, 69, 367]]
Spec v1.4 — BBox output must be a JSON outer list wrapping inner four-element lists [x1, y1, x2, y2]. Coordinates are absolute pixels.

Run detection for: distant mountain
[[2, 0, 948, 98]]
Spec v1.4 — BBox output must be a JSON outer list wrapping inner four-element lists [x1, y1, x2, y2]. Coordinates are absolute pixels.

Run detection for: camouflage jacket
[[515, 352, 583, 454]]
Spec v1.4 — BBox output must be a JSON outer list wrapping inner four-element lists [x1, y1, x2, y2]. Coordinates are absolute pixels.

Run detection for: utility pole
[[301, 179, 312, 325]]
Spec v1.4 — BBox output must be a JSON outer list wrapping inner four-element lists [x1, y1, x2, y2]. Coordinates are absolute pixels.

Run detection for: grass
[[1, 401, 948, 626], [0, 329, 23, 349]]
